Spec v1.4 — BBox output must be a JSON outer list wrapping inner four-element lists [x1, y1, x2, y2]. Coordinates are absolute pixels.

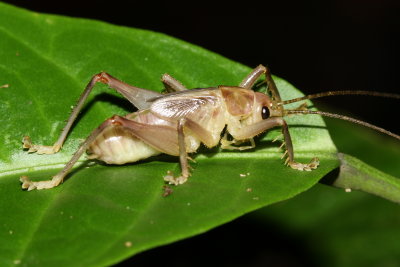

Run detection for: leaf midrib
[[0, 150, 336, 178]]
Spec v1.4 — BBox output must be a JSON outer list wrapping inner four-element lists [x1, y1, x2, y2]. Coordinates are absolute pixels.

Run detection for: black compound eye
[[261, 106, 270, 119]]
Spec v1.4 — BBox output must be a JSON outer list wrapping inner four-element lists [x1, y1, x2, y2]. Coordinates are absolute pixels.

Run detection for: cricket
[[20, 65, 400, 191]]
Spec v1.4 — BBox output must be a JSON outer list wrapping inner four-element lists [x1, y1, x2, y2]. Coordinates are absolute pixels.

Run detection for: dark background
[[3, 0, 399, 133], [2, 1, 399, 266]]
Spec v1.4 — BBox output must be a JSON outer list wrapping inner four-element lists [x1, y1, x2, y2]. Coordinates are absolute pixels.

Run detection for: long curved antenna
[[286, 109, 400, 141], [282, 91, 400, 105]]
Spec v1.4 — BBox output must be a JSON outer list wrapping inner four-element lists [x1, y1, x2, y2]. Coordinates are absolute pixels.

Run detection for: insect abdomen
[[87, 126, 160, 164]]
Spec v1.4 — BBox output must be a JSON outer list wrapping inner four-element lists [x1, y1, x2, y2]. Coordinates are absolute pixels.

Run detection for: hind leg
[[23, 73, 162, 155], [21, 115, 129, 190]]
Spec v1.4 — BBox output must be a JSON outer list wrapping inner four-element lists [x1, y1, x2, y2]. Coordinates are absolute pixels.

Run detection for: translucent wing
[[150, 88, 221, 120]]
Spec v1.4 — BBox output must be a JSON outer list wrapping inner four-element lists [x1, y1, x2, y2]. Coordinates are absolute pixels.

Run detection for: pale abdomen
[[87, 126, 161, 164]]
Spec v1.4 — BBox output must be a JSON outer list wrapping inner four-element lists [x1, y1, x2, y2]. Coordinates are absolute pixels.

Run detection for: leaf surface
[[255, 117, 400, 266], [131, 119, 400, 266], [0, 3, 340, 266]]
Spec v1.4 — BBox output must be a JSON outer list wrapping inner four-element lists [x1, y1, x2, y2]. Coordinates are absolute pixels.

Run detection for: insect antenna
[[282, 90, 400, 105], [285, 109, 400, 141]]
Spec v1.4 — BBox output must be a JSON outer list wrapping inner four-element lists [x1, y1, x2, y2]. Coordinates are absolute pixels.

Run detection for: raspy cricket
[[20, 65, 400, 190]]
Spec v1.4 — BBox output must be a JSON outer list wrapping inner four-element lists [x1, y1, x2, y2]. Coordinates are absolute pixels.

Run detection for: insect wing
[[150, 88, 221, 120]]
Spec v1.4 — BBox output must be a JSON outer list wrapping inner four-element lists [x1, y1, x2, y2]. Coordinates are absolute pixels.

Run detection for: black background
[[2, 1, 399, 266], [3, 0, 399, 133]]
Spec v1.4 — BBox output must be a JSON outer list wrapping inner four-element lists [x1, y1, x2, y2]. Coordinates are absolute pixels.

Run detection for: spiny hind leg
[[21, 116, 123, 190], [21, 72, 112, 155], [22, 136, 61, 154], [22, 72, 162, 155]]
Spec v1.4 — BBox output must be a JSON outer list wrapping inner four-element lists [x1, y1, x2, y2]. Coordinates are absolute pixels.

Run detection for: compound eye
[[261, 106, 270, 119]]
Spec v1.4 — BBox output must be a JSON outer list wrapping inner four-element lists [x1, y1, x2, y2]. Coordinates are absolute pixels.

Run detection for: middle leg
[[164, 118, 192, 185]]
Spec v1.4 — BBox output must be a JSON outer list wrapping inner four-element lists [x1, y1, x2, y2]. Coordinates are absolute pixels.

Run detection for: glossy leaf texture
[[252, 117, 400, 267], [0, 2, 339, 266], [129, 117, 400, 266]]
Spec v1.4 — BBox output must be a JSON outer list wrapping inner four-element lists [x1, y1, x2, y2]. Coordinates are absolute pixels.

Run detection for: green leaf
[[325, 117, 400, 177], [332, 153, 400, 204], [321, 117, 400, 203], [0, 2, 358, 266], [138, 120, 400, 267], [253, 183, 400, 267], [250, 112, 400, 267]]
